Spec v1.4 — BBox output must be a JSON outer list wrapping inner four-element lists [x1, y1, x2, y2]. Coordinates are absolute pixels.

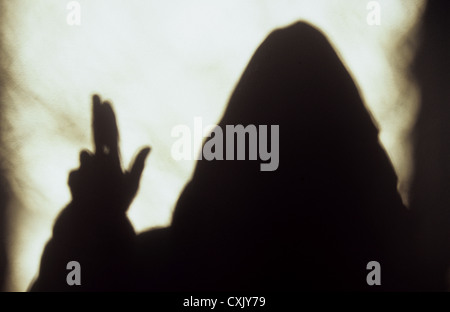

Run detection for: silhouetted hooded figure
[[134, 22, 415, 291], [31, 21, 416, 291]]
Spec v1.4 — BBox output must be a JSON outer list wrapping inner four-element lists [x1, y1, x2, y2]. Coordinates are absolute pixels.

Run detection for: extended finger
[[92, 94, 103, 155], [93, 96, 119, 155], [92, 95, 121, 172], [126, 146, 151, 195], [101, 101, 120, 165]]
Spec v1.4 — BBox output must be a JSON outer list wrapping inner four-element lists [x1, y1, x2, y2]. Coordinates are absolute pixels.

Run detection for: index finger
[[92, 95, 121, 166]]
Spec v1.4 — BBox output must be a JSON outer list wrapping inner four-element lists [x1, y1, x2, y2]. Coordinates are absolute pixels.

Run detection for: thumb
[[126, 146, 151, 196]]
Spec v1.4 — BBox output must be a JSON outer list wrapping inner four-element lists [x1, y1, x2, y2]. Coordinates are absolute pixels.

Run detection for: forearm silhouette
[[30, 95, 150, 291]]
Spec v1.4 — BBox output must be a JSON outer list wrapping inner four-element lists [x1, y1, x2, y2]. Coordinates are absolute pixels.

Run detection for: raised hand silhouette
[[69, 95, 150, 213], [30, 95, 150, 291]]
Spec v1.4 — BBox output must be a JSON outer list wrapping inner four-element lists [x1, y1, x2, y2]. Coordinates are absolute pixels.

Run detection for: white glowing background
[[1, 0, 425, 291]]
